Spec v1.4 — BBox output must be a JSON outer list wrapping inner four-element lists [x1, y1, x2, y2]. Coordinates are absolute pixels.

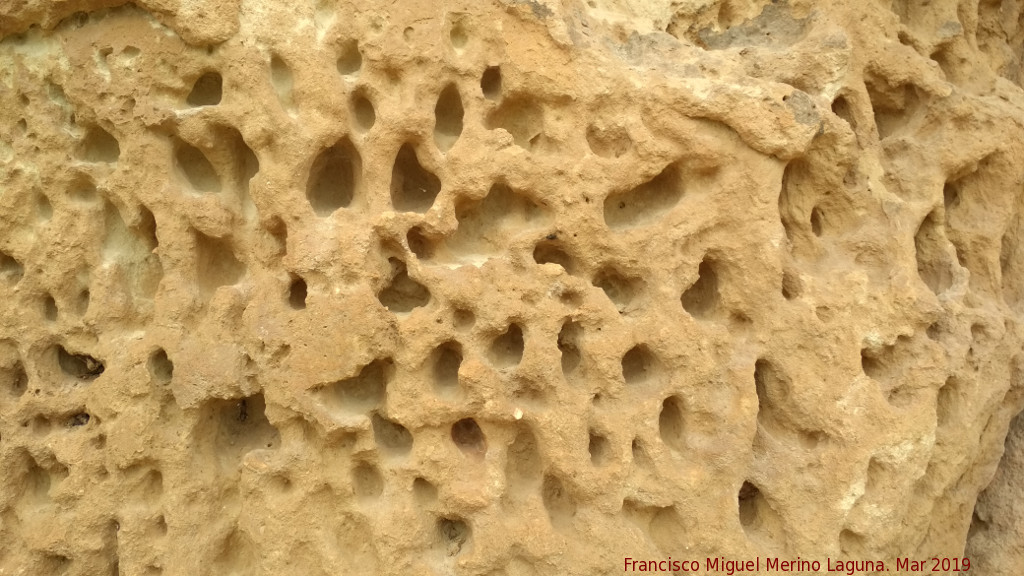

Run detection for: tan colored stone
[[0, 0, 1023, 574]]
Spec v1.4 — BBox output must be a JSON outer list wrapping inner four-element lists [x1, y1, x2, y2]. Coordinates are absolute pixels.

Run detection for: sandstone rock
[[0, 0, 1023, 574]]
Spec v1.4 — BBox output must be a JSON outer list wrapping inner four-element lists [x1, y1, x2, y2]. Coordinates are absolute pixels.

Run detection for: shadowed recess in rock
[[437, 517, 471, 556], [78, 125, 120, 163], [270, 54, 295, 112], [489, 323, 524, 368], [317, 359, 391, 415], [681, 257, 720, 319], [337, 40, 362, 75], [588, 430, 610, 465], [446, 184, 550, 258], [915, 210, 955, 296], [659, 395, 686, 452], [371, 412, 413, 454], [532, 240, 575, 273], [173, 137, 221, 194], [434, 84, 464, 152], [557, 320, 582, 375], [307, 138, 360, 216], [486, 96, 543, 149], [604, 163, 683, 229], [586, 123, 632, 158], [593, 265, 641, 313], [56, 345, 104, 381], [351, 91, 375, 132], [0, 251, 24, 283], [542, 474, 577, 531], [208, 393, 279, 470], [481, 66, 501, 99], [451, 418, 486, 457], [389, 144, 441, 213], [148, 348, 173, 384], [432, 341, 462, 396], [621, 344, 659, 385], [378, 258, 430, 313], [193, 231, 245, 295], [187, 71, 222, 106]]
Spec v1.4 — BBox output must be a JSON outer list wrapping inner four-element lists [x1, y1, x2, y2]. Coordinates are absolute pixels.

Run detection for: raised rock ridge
[[1, 0, 1023, 574]]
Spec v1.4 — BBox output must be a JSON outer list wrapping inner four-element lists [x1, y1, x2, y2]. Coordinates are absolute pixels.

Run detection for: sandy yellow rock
[[0, 0, 1023, 575]]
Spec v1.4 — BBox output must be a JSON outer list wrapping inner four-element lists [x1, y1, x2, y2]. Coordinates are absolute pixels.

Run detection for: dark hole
[[186, 72, 223, 106], [148, 348, 174, 384], [289, 276, 308, 310], [451, 418, 486, 457], [68, 413, 90, 427], [481, 67, 502, 100], [57, 346, 104, 380]]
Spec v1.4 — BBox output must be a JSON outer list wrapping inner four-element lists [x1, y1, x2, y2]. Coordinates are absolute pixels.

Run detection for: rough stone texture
[[967, 410, 1024, 574], [0, 0, 1023, 574]]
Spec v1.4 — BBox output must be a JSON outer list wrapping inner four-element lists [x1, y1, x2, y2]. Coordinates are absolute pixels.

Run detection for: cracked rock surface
[[1, 0, 1023, 574]]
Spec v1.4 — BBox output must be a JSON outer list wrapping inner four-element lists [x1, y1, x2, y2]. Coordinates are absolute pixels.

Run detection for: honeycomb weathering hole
[[319, 359, 390, 414], [557, 320, 582, 375], [1, 357, 28, 399], [432, 341, 462, 395], [447, 183, 550, 256], [659, 396, 686, 452], [449, 21, 468, 51], [209, 393, 280, 470], [413, 477, 437, 504], [915, 210, 954, 296], [56, 345, 104, 381], [593, 266, 641, 313], [532, 241, 575, 273], [542, 474, 577, 529], [480, 66, 502, 99], [270, 54, 295, 111], [0, 252, 24, 283], [173, 137, 221, 194], [352, 461, 383, 500], [753, 357, 825, 447], [604, 163, 683, 229], [337, 40, 361, 75], [378, 258, 430, 313], [390, 144, 441, 213], [438, 517, 471, 555], [621, 344, 658, 385], [738, 481, 762, 528], [194, 231, 245, 295], [288, 275, 308, 309], [148, 348, 173, 384], [586, 123, 632, 158], [42, 295, 58, 321], [681, 257, 721, 319], [307, 138, 360, 216], [489, 323, 524, 368], [351, 92, 376, 132], [588, 430, 609, 465], [187, 71, 222, 106], [434, 84, 464, 152], [406, 226, 434, 259], [78, 126, 120, 163], [371, 413, 413, 454], [486, 96, 543, 149], [451, 418, 486, 457]]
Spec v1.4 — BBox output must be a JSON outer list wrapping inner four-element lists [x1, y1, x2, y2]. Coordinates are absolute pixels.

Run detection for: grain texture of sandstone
[[1, 0, 1023, 574]]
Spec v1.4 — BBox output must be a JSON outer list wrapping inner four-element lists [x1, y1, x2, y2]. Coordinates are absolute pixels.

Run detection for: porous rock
[[1, 0, 1023, 574]]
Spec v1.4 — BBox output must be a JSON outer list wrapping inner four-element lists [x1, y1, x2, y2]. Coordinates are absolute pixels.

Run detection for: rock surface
[[1, 0, 1023, 574]]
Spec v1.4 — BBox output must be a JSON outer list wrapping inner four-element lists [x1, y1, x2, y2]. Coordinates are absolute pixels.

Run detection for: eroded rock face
[[1, 0, 1023, 574]]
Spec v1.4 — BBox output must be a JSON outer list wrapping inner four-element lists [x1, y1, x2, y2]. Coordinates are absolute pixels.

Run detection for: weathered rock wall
[[1, 0, 1023, 574]]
